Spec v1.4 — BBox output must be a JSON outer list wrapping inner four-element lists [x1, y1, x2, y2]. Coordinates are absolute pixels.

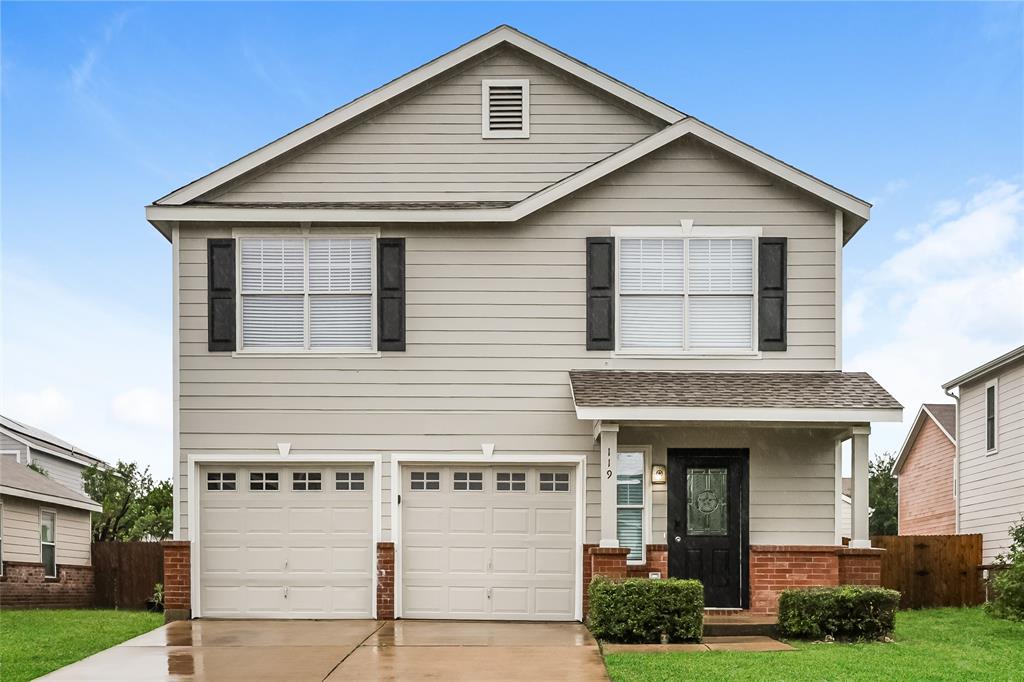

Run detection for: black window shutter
[[758, 237, 787, 351], [377, 238, 406, 351], [586, 237, 615, 350], [207, 238, 236, 352]]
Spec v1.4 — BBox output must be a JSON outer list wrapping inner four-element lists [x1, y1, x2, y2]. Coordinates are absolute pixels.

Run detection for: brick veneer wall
[[377, 542, 395, 620], [837, 547, 883, 586], [749, 545, 884, 614], [625, 544, 669, 579], [0, 562, 94, 608], [582, 544, 630, 618], [162, 540, 191, 622]]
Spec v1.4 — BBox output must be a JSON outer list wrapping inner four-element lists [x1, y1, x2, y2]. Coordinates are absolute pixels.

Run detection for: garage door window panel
[[539, 472, 570, 492], [249, 472, 279, 491], [410, 471, 440, 491], [207, 472, 237, 491], [453, 471, 484, 491], [292, 472, 322, 491], [496, 471, 526, 492], [336, 471, 366, 491]]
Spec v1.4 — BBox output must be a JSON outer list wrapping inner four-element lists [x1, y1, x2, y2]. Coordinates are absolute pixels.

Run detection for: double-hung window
[[40, 510, 56, 578], [240, 237, 374, 352], [619, 238, 754, 352], [616, 452, 645, 563]]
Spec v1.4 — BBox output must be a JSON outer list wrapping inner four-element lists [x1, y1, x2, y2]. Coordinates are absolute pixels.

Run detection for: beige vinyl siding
[[957, 358, 1024, 563], [619, 426, 838, 546], [0, 495, 92, 566], [208, 47, 662, 204], [175, 136, 838, 540], [28, 451, 89, 494], [1, 434, 28, 458]]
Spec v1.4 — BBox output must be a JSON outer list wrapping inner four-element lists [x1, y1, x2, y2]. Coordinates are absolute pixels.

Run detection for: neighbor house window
[[453, 471, 484, 491], [292, 472, 322, 491], [240, 237, 373, 351], [619, 238, 754, 352], [249, 472, 279, 491], [496, 472, 526, 492], [207, 472, 236, 491], [986, 380, 998, 452], [616, 452, 645, 563], [336, 471, 365, 491], [40, 510, 56, 578]]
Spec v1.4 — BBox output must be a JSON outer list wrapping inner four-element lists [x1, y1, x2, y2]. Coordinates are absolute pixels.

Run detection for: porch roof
[[569, 370, 902, 423]]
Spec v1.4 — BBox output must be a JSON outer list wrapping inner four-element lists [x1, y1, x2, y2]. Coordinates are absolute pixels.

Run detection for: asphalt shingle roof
[[568, 370, 902, 410], [923, 403, 957, 438], [0, 454, 99, 509]]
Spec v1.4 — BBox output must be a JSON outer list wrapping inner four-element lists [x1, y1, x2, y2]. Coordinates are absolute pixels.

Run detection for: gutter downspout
[[945, 385, 961, 534]]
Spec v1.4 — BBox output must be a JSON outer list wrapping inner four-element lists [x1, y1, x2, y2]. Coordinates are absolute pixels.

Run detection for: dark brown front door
[[667, 449, 749, 608]]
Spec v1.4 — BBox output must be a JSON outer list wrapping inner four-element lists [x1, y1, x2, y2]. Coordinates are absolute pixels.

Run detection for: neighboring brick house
[[892, 404, 957, 535]]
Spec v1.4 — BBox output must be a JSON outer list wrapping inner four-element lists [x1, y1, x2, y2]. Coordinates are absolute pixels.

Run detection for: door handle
[[674, 535, 682, 543]]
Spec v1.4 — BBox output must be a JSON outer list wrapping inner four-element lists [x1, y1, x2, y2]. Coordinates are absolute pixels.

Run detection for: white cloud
[[846, 179, 1024, 459], [8, 387, 72, 427], [112, 387, 171, 430], [1, 260, 171, 477]]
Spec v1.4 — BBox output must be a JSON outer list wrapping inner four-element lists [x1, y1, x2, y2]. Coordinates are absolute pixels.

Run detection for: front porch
[[570, 370, 902, 615]]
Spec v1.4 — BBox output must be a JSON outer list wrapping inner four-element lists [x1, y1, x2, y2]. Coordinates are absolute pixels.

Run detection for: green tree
[[83, 461, 173, 541], [868, 452, 898, 536]]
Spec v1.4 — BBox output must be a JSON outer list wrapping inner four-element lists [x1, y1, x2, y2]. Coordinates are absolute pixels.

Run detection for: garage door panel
[[401, 465, 577, 621], [199, 464, 373, 619]]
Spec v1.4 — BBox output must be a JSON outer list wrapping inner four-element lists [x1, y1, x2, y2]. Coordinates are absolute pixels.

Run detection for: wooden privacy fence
[[92, 542, 164, 610], [872, 534, 983, 609]]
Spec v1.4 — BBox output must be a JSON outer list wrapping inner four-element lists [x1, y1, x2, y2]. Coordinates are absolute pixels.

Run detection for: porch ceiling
[[569, 370, 903, 424]]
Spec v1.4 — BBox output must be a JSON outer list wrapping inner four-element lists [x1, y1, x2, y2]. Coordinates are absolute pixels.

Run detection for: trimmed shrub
[[778, 586, 900, 641], [986, 517, 1024, 622], [587, 577, 703, 643]]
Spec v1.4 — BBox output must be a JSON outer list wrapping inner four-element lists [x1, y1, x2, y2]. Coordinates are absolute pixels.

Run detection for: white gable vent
[[482, 79, 530, 139]]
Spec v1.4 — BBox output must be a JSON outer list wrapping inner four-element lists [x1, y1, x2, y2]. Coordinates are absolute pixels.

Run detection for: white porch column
[[850, 425, 871, 548], [596, 421, 620, 548]]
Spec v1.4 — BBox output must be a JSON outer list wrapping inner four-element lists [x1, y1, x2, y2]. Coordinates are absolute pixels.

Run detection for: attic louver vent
[[482, 79, 530, 139]]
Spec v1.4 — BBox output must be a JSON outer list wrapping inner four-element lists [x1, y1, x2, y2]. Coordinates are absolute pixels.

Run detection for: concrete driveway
[[41, 619, 608, 681]]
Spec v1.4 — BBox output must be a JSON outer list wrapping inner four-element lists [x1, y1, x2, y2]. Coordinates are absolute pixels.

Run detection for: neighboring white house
[[943, 345, 1024, 564], [146, 25, 901, 621]]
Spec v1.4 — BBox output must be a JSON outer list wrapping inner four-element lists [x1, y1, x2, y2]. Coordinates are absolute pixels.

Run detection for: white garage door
[[401, 465, 578, 621], [199, 464, 373, 618]]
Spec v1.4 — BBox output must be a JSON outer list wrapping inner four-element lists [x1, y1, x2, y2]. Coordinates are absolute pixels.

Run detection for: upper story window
[[240, 237, 373, 352], [482, 79, 529, 139], [619, 238, 754, 352], [986, 379, 998, 453]]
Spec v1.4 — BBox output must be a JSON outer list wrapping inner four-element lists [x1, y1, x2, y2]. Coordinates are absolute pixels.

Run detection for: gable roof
[[0, 414, 108, 469], [0, 454, 102, 512], [942, 344, 1024, 390], [146, 25, 871, 241], [892, 403, 957, 475]]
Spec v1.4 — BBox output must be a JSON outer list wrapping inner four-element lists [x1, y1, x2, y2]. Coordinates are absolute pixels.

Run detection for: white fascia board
[[573, 405, 903, 423], [941, 344, 1024, 390], [154, 25, 683, 207], [0, 485, 102, 512], [146, 117, 870, 237]]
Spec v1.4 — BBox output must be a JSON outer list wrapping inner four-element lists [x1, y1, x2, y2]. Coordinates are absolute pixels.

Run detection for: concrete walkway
[[41, 619, 609, 681]]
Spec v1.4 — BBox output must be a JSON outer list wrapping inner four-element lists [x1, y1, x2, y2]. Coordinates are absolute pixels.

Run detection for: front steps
[[703, 610, 778, 637]]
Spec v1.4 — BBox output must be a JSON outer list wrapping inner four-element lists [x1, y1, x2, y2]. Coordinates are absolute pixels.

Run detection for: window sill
[[987, 448, 999, 456], [613, 350, 761, 359], [232, 350, 381, 359]]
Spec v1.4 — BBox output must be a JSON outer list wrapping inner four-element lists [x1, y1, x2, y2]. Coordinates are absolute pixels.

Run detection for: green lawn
[[604, 608, 1024, 682], [0, 609, 164, 682]]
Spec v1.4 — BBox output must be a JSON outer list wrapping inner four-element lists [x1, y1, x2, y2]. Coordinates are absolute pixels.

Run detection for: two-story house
[[147, 26, 902, 623]]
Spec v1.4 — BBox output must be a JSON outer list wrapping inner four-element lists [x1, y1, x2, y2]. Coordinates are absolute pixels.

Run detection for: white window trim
[[482, 79, 530, 139], [40, 508, 57, 578], [187, 453, 383, 619], [986, 378, 999, 454], [617, 446, 652, 566], [233, 230, 380, 356], [613, 228, 761, 357]]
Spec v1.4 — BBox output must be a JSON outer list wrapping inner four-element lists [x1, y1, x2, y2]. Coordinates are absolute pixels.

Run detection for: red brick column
[[837, 547, 883, 585], [162, 540, 191, 622], [583, 545, 630, 619], [376, 542, 395, 620], [749, 545, 840, 615]]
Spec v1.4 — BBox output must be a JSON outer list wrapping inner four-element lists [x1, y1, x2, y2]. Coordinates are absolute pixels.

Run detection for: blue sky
[[2, 2, 1022, 479]]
